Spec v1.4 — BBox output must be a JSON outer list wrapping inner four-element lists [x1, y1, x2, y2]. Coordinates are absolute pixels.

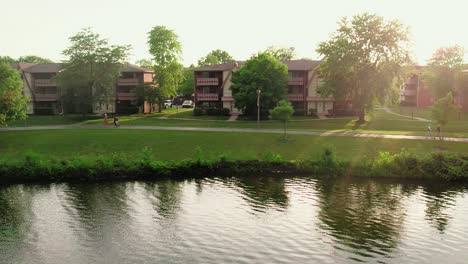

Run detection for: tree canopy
[[316, 13, 411, 122], [231, 52, 288, 117], [270, 100, 294, 138], [0, 56, 15, 65], [0, 63, 28, 125], [147, 26, 184, 111], [179, 65, 195, 97], [431, 92, 459, 126], [18, 55, 52, 64], [264, 46, 296, 61], [423, 45, 465, 99], [198, 49, 234, 66], [55, 28, 130, 115]]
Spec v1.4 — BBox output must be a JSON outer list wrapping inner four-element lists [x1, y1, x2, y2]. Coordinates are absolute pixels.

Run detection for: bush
[[206, 107, 220, 116], [117, 107, 139, 114], [34, 109, 54, 115], [309, 108, 318, 117], [193, 108, 203, 116], [221, 108, 231, 116], [293, 109, 306, 116]]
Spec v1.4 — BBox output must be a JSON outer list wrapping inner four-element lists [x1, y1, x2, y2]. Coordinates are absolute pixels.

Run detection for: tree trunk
[[357, 105, 365, 123], [158, 96, 162, 113], [283, 121, 287, 139]]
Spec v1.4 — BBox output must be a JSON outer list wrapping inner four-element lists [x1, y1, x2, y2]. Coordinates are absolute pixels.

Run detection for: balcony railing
[[196, 93, 219, 101], [196, 78, 219, 86], [118, 78, 140, 86], [35, 79, 56, 87], [404, 90, 417, 96], [288, 77, 304, 86], [34, 93, 58, 101], [287, 94, 304, 101], [117, 92, 137, 100]]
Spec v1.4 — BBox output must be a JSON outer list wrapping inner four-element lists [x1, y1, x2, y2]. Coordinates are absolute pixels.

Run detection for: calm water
[[1, 177, 468, 264]]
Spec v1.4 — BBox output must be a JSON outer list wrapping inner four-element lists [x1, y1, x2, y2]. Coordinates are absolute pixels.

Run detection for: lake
[[1, 177, 467, 263]]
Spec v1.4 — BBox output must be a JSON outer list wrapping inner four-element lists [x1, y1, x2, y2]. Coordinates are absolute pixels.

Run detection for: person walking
[[436, 125, 442, 140], [426, 124, 432, 139], [113, 113, 120, 127], [104, 114, 109, 125]]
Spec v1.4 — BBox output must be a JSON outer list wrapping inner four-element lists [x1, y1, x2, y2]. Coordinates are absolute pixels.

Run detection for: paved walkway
[[382, 107, 431, 122], [2, 125, 467, 142]]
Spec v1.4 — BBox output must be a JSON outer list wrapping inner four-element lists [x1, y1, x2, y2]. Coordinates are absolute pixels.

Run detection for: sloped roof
[[194, 59, 321, 72], [285, 59, 321, 71], [10, 62, 35, 71], [23, 63, 153, 73]]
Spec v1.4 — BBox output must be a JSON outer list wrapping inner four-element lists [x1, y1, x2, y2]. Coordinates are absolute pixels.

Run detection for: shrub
[[193, 108, 203, 116], [261, 150, 284, 162], [206, 107, 220, 116], [221, 108, 231, 116], [293, 109, 306, 116]]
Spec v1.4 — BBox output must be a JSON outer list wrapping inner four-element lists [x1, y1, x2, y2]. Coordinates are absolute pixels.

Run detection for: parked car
[[182, 100, 193, 108], [164, 100, 172, 108]]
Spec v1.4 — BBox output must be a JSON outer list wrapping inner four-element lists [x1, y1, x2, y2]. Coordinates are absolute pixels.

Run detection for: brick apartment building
[[12, 63, 154, 115], [193, 59, 334, 116]]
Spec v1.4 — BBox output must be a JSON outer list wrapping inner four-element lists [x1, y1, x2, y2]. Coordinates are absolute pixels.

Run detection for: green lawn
[[0, 129, 466, 162], [5, 107, 468, 137]]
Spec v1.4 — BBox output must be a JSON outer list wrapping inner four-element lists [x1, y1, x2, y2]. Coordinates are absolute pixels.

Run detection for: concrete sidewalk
[[1, 125, 467, 142]]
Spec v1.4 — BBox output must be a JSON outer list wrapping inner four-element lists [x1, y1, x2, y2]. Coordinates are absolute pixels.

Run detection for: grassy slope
[[0, 129, 466, 162]]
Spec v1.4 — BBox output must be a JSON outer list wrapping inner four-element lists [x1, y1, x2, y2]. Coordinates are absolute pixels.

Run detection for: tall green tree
[[0, 63, 28, 126], [231, 52, 288, 117], [17, 55, 52, 64], [264, 46, 296, 61], [270, 100, 294, 139], [316, 13, 411, 122], [197, 49, 234, 66], [136, 82, 161, 112], [0, 56, 15, 65], [179, 65, 195, 97], [135, 59, 153, 69], [55, 28, 130, 115], [431, 92, 459, 128], [423, 45, 465, 99], [147, 26, 183, 112]]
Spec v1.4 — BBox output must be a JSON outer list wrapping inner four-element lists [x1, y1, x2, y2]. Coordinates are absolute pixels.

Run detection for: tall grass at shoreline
[[0, 147, 466, 184]]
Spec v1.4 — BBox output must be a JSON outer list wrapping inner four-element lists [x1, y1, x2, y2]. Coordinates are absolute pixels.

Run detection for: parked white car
[[182, 100, 193, 108], [164, 100, 172, 108]]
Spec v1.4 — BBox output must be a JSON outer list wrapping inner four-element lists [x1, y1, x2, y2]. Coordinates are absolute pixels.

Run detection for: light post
[[256, 89, 261, 128]]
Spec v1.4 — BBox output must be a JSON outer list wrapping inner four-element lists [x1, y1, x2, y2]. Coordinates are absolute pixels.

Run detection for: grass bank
[[1, 129, 467, 161], [0, 149, 466, 184]]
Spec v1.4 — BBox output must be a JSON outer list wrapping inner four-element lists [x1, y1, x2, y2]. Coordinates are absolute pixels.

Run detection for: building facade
[[193, 60, 334, 116], [13, 63, 154, 115]]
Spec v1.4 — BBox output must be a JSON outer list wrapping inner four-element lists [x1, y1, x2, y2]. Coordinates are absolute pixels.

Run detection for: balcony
[[34, 93, 58, 101], [118, 78, 140, 86], [404, 90, 417, 96], [117, 92, 137, 100], [288, 77, 304, 86], [196, 78, 219, 86], [406, 78, 418, 85], [196, 93, 219, 101], [287, 94, 304, 101], [35, 79, 56, 87]]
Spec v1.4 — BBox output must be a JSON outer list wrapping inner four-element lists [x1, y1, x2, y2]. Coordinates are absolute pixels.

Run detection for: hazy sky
[[1, 0, 467, 66]]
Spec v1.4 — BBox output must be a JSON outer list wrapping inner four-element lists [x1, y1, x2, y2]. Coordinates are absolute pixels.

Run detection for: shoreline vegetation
[[1, 148, 466, 184]]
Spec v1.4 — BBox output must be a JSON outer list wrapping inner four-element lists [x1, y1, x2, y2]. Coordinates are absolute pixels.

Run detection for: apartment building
[[13, 63, 154, 115], [193, 59, 334, 116]]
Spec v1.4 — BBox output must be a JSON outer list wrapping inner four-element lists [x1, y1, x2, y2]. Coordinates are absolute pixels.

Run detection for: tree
[[316, 13, 411, 122], [198, 49, 234, 66], [423, 45, 465, 99], [0, 56, 15, 65], [0, 63, 28, 126], [55, 28, 130, 115], [264, 46, 296, 61], [136, 82, 161, 112], [231, 52, 288, 118], [147, 26, 184, 112], [17, 55, 52, 64], [135, 59, 153, 69], [179, 65, 195, 97], [270, 100, 294, 139], [431, 92, 459, 128]]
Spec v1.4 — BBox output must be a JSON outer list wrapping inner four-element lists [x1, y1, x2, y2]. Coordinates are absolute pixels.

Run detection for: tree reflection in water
[[315, 178, 414, 261], [143, 180, 184, 218], [228, 176, 289, 212]]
